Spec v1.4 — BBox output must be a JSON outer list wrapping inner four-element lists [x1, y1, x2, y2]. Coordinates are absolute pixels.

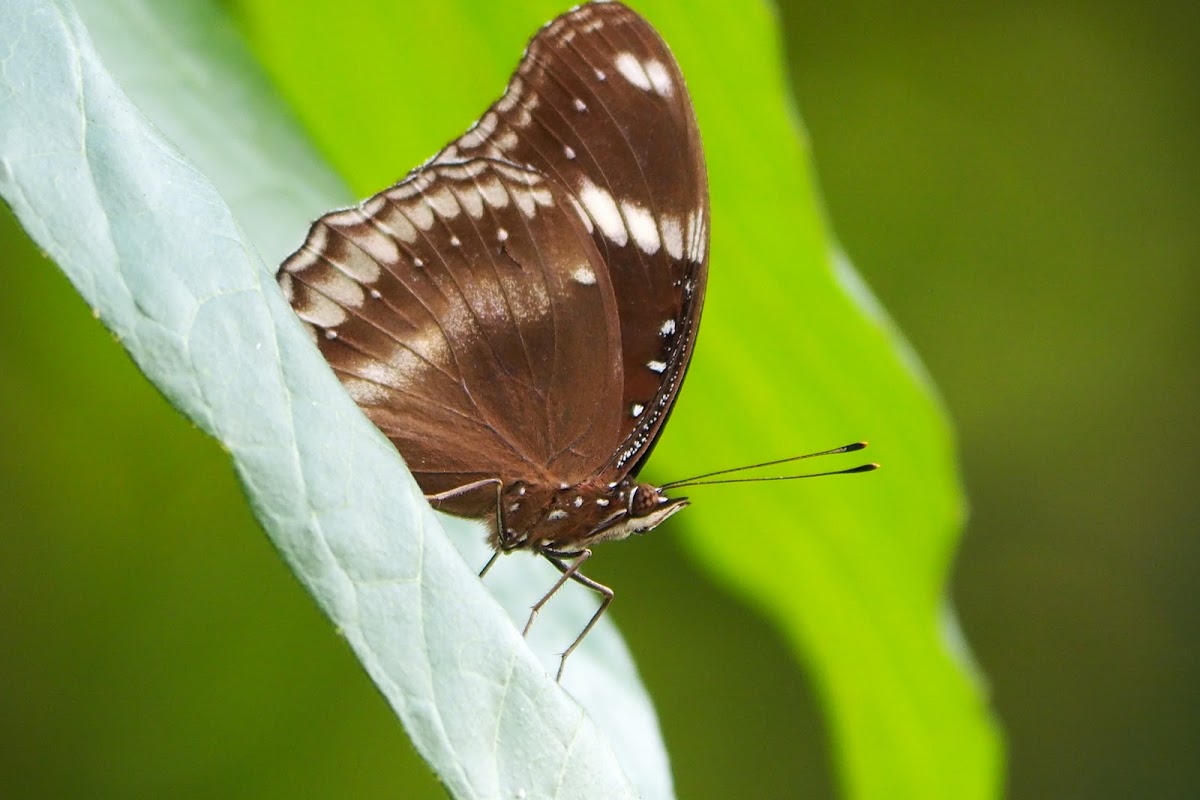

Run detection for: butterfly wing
[[436, 1, 710, 478], [278, 159, 625, 497]]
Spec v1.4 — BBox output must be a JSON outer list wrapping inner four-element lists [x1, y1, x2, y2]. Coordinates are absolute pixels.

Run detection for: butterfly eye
[[628, 484, 661, 517]]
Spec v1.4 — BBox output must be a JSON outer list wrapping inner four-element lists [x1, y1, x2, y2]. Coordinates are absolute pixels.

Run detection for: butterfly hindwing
[[279, 158, 625, 496]]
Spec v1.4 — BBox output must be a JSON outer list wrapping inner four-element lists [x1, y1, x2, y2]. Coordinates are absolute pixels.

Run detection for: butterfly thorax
[[496, 478, 688, 554]]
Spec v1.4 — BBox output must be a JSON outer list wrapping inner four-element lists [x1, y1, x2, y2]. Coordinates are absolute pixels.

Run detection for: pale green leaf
[[0, 1, 672, 797]]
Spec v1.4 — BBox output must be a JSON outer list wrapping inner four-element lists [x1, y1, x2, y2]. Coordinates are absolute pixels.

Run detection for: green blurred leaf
[[0, 1, 672, 797], [230, 0, 1003, 797]]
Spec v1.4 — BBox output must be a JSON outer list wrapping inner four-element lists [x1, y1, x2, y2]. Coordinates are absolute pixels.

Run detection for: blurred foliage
[[1, 0, 1196, 799], [780, 1, 1200, 798]]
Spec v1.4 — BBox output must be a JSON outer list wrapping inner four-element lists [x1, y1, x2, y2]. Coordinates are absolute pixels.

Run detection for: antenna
[[660, 442, 878, 490]]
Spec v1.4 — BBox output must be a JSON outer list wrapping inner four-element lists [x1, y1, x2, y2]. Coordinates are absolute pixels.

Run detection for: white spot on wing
[[295, 290, 347, 328], [661, 319, 676, 336], [660, 214, 684, 260], [460, 111, 499, 148], [453, 185, 485, 219], [307, 266, 365, 308], [494, 129, 518, 150], [645, 59, 674, 96], [306, 227, 383, 284], [361, 195, 387, 216], [494, 161, 541, 185], [573, 98, 587, 112], [346, 227, 398, 271], [572, 266, 597, 285], [324, 207, 367, 227], [647, 360, 667, 373], [685, 208, 708, 263], [344, 376, 388, 404], [441, 160, 488, 179], [563, 145, 576, 160], [631, 403, 645, 417], [567, 196, 594, 233], [578, 178, 627, 246], [615, 52, 652, 91], [622, 200, 661, 255], [495, 79, 523, 113], [372, 204, 418, 243], [696, 213, 708, 262], [477, 175, 509, 208], [425, 187, 460, 218], [407, 201, 435, 231], [512, 187, 537, 218], [282, 247, 319, 276], [459, 127, 485, 149]]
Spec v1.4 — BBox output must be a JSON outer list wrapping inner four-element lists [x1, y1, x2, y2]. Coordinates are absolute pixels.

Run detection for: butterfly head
[[615, 481, 690, 538], [626, 482, 686, 525]]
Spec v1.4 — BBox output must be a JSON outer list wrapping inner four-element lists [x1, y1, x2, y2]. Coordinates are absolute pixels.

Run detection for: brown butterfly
[[278, 2, 872, 678]]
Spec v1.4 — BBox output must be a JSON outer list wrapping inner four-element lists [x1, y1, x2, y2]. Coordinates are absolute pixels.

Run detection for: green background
[[1, 1, 1195, 798]]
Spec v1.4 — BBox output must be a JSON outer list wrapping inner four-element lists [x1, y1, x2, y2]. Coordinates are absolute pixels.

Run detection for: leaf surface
[[0, 1, 672, 797]]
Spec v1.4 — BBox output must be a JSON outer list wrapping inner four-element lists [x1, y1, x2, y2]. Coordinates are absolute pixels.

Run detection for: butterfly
[[278, 1, 708, 678]]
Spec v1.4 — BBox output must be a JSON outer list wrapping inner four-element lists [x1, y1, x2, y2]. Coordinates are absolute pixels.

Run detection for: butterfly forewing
[[436, 1, 710, 478], [279, 159, 625, 497]]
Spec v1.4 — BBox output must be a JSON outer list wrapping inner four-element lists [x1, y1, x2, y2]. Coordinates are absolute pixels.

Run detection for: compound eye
[[628, 484, 660, 517]]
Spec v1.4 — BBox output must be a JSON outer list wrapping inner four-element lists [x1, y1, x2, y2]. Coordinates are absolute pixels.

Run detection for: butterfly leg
[[479, 480, 510, 577], [530, 549, 614, 681], [425, 478, 507, 575], [478, 550, 501, 578]]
